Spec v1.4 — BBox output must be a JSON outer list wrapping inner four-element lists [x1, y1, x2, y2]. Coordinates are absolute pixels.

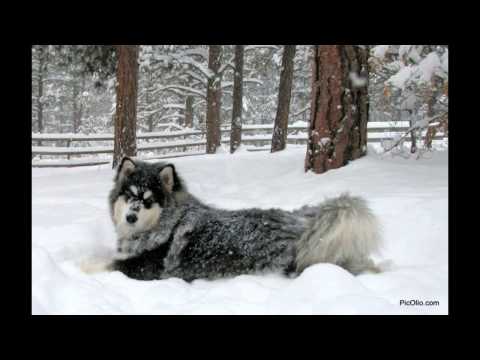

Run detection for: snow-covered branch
[[181, 47, 208, 59], [292, 105, 311, 117], [221, 78, 263, 89], [383, 111, 448, 153], [171, 54, 214, 79], [160, 85, 206, 99], [244, 45, 280, 52], [159, 113, 185, 121]]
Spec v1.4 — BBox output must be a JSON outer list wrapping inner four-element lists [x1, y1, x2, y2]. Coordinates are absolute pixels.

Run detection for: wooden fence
[[32, 122, 447, 168]]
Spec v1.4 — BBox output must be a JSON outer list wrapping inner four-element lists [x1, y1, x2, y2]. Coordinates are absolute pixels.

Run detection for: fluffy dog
[[87, 157, 382, 281]]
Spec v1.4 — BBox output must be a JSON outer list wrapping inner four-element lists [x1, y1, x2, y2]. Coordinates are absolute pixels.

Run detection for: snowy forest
[[32, 45, 448, 170], [32, 45, 449, 315]]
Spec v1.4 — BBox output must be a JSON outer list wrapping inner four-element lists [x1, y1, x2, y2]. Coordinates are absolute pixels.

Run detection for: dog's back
[[161, 205, 305, 281]]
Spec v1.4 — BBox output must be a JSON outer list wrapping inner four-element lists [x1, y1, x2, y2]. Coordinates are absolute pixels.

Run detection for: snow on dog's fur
[[83, 156, 382, 281]]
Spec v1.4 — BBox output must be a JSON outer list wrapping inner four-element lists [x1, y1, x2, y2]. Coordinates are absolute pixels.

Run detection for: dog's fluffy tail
[[295, 193, 382, 275]]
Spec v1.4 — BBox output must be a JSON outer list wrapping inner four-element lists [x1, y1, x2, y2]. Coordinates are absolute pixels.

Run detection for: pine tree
[[206, 45, 222, 154], [230, 45, 244, 153], [305, 45, 369, 174], [184, 96, 194, 128], [113, 45, 139, 169], [271, 45, 296, 153], [370, 45, 448, 154], [32, 45, 49, 134]]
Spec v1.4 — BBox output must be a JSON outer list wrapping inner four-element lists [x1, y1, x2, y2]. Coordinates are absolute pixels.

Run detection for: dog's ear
[[116, 157, 136, 181], [159, 164, 176, 193]]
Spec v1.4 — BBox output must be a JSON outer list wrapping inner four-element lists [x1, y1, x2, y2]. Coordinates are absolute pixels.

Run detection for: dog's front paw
[[79, 258, 114, 274]]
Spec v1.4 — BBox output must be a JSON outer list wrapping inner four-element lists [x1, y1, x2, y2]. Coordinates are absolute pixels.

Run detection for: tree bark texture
[[230, 45, 244, 153], [113, 45, 139, 169], [147, 72, 154, 132], [271, 45, 296, 153], [36, 46, 47, 134], [206, 45, 222, 154], [184, 96, 194, 128], [72, 73, 86, 134], [425, 75, 444, 150], [305, 45, 369, 174]]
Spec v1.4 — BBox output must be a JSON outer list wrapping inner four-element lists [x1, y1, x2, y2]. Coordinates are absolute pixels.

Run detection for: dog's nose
[[126, 214, 137, 224]]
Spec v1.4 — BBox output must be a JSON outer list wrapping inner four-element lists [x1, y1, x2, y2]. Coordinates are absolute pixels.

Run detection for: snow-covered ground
[[32, 146, 448, 315]]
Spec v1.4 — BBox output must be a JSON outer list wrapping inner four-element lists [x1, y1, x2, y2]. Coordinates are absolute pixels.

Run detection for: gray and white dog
[[88, 156, 382, 281]]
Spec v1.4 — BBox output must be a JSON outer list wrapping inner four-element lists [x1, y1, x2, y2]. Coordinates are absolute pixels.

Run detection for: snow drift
[[32, 146, 448, 315]]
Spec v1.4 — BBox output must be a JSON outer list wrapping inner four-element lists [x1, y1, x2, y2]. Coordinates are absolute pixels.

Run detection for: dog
[[84, 156, 382, 281]]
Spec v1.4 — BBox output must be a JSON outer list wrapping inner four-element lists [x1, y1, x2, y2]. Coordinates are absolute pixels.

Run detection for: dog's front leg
[[118, 230, 170, 257]]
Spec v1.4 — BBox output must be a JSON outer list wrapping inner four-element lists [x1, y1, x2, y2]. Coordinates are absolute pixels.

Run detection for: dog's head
[[109, 156, 185, 238]]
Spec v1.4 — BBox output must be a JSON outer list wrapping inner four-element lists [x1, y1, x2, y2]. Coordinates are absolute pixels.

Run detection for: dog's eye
[[144, 199, 153, 208]]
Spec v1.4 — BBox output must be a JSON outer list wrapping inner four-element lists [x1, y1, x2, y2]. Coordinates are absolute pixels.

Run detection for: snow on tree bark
[[271, 45, 296, 153], [113, 45, 139, 169], [305, 45, 369, 174], [206, 45, 222, 154], [230, 45, 244, 154]]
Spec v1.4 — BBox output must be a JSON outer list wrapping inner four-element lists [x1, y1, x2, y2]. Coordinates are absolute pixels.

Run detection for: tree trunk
[[303, 75, 308, 122], [148, 114, 154, 132], [113, 45, 139, 169], [271, 45, 296, 153], [36, 46, 46, 135], [425, 75, 443, 150], [72, 83, 78, 133], [305, 45, 369, 174], [72, 80, 79, 133], [184, 96, 194, 128], [215, 81, 222, 147], [147, 71, 154, 132], [58, 101, 65, 133], [230, 45, 244, 154], [206, 45, 222, 154], [72, 73, 86, 134], [409, 111, 417, 154], [78, 74, 86, 131]]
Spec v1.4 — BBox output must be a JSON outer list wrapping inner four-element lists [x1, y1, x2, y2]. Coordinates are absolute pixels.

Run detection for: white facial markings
[[130, 185, 138, 196], [112, 195, 128, 225], [137, 203, 162, 230], [112, 193, 161, 239], [143, 190, 152, 199]]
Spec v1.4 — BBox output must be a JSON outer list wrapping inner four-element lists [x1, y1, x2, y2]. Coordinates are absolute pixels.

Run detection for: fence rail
[[32, 122, 447, 168]]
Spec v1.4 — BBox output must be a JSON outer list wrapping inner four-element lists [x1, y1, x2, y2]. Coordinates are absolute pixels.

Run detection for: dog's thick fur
[[93, 157, 382, 281]]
